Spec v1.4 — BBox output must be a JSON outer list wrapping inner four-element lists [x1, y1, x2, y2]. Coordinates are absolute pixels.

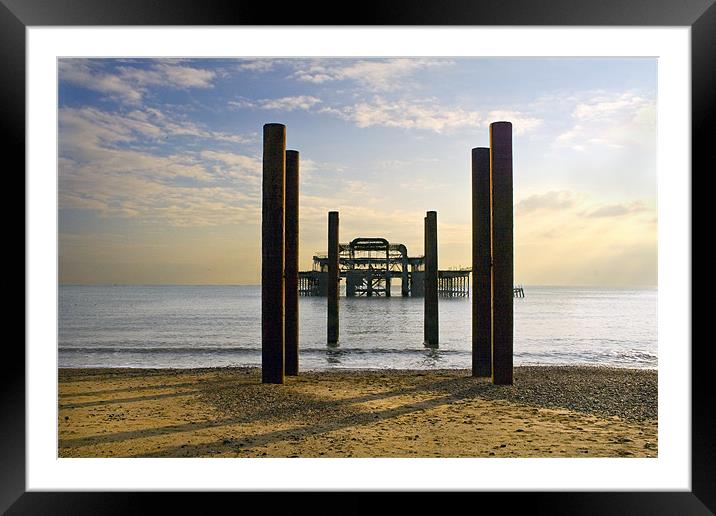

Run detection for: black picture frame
[[6, 0, 709, 512]]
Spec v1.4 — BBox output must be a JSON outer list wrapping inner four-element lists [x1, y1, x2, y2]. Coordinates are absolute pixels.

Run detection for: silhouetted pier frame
[[261, 120, 516, 385], [299, 239, 469, 298]]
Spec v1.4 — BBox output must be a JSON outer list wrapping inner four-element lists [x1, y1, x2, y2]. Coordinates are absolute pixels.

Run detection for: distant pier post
[[261, 123, 286, 384], [490, 122, 514, 385], [401, 253, 409, 297], [424, 211, 439, 346], [385, 245, 392, 297], [472, 147, 492, 377], [327, 211, 340, 345], [285, 150, 300, 375]]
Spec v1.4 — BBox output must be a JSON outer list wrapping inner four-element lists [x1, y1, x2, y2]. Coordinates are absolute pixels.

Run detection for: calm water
[[58, 285, 657, 370]]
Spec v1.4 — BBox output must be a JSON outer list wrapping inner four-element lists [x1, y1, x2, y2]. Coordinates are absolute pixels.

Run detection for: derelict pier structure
[[298, 237, 470, 298]]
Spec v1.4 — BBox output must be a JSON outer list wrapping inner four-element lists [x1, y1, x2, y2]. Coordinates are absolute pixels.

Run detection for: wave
[[59, 346, 469, 355], [58, 346, 657, 364]]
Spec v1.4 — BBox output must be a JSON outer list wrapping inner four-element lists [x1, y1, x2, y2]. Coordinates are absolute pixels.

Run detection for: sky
[[58, 57, 657, 287]]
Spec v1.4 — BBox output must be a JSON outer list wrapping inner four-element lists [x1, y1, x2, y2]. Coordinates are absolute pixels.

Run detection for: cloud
[[584, 201, 647, 218], [572, 93, 651, 121], [326, 96, 482, 133], [117, 63, 215, 90], [59, 106, 252, 156], [259, 95, 322, 111], [200, 151, 262, 182], [314, 97, 543, 135], [226, 93, 541, 137], [515, 190, 652, 224], [59, 106, 262, 227], [514, 190, 657, 286], [60, 152, 260, 227], [290, 58, 453, 91], [242, 93, 539, 138], [515, 190, 579, 214], [228, 95, 322, 112], [228, 97, 256, 110], [59, 59, 216, 105], [200, 150, 258, 167], [486, 110, 543, 135], [554, 91, 656, 152], [235, 60, 276, 73], [60, 60, 144, 104]]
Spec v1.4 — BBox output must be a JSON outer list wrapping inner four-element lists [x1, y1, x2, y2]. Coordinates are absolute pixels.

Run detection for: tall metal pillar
[[491, 122, 514, 385], [285, 150, 299, 376], [424, 211, 439, 347], [327, 211, 339, 345], [472, 147, 492, 377], [261, 123, 286, 384]]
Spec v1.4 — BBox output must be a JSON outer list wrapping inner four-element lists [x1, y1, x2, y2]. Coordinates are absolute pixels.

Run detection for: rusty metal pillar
[[327, 211, 339, 345], [424, 211, 438, 347], [285, 150, 299, 376], [472, 147, 492, 377], [491, 122, 514, 385], [261, 123, 286, 384]]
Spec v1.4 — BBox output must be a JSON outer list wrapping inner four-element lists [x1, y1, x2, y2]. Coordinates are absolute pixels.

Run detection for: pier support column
[[401, 256, 409, 297], [385, 247, 391, 297], [491, 122, 514, 385], [424, 211, 439, 347], [327, 211, 339, 345], [285, 150, 299, 376], [472, 147, 492, 377], [261, 123, 286, 384]]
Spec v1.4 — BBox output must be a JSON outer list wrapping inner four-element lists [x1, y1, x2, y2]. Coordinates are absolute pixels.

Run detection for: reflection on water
[[420, 347, 443, 368], [325, 347, 346, 365]]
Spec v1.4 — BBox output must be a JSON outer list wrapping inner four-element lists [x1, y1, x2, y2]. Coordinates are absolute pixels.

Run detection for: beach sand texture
[[58, 366, 657, 458]]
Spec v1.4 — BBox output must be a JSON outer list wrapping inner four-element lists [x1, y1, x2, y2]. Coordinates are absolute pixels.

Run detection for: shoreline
[[59, 363, 658, 370], [59, 365, 657, 458]]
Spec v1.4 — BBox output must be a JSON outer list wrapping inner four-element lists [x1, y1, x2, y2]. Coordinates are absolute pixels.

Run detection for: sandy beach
[[58, 366, 657, 458]]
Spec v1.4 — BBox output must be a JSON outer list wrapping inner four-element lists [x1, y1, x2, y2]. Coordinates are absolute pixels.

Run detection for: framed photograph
[[10, 0, 710, 512]]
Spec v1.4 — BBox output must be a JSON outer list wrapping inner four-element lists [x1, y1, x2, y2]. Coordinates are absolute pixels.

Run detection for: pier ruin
[[298, 237, 470, 298]]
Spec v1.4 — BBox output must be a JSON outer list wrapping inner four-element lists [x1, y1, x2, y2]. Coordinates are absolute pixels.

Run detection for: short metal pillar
[[424, 211, 438, 347], [327, 211, 339, 345]]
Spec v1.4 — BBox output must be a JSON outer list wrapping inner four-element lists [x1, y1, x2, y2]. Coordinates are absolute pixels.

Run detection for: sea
[[58, 285, 657, 370]]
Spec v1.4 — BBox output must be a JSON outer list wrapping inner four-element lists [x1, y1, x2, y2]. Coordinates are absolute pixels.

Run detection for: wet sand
[[58, 366, 657, 458]]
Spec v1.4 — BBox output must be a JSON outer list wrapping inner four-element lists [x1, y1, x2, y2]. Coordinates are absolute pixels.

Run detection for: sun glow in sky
[[58, 57, 657, 286]]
